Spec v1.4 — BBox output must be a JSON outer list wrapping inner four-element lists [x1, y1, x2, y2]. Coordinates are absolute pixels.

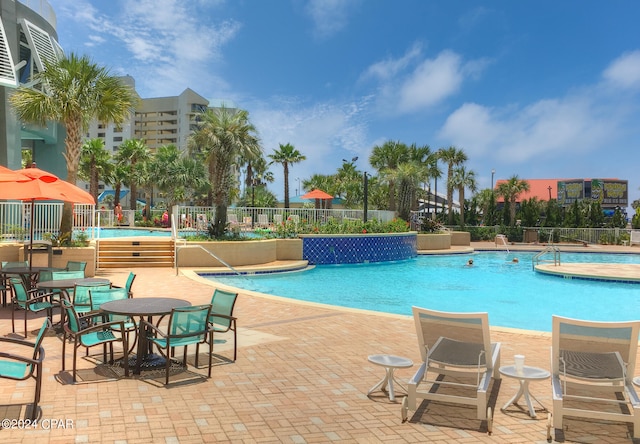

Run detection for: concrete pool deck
[[1, 242, 640, 442]]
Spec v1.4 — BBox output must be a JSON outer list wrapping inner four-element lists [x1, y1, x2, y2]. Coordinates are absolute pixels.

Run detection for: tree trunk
[[283, 163, 290, 209]]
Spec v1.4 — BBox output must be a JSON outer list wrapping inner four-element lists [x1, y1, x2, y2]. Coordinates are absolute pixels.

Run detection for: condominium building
[[0, 0, 65, 173]]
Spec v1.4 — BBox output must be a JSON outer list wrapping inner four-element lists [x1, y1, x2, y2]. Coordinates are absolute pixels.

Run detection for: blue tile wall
[[302, 234, 417, 265]]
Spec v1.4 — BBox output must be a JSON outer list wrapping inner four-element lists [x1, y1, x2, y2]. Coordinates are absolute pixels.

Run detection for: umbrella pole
[[29, 200, 35, 270]]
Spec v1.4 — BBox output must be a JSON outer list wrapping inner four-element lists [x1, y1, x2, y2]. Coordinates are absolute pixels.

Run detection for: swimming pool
[[206, 251, 640, 332], [85, 227, 264, 239]]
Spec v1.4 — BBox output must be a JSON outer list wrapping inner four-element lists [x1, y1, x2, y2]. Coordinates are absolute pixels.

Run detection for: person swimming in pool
[[466, 258, 474, 266]]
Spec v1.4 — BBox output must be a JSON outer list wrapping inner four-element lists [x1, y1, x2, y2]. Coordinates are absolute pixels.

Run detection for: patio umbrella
[[301, 188, 333, 210], [301, 189, 333, 200], [0, 165, 31, 182], [0, 167, 95, 268]]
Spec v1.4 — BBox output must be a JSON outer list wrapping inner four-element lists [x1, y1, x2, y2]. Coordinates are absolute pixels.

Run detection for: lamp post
[[363, 172, 368, 223], [295, 177, 300, 196], [548, 186, 552, 201], [491, 169, 495, 190], [489, 169, 496, 226]]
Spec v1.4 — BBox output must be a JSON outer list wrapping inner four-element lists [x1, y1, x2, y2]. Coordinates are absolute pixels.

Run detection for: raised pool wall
[[299, 232, 417, 265]]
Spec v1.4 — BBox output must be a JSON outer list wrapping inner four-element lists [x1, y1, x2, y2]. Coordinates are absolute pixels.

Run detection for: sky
[[47, 0, 640, 211]]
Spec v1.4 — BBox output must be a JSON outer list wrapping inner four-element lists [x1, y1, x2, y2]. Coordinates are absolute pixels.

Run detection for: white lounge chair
[[551, 315, 640, 438], [257, 214, 269, 228], [273, 214, 283, 226], [227, 213, 239, 226], [631, 230, 640, 246], [402, 307, 501, 432]]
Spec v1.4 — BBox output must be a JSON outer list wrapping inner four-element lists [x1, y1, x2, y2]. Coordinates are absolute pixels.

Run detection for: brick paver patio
[[2, 243, 640, 443]]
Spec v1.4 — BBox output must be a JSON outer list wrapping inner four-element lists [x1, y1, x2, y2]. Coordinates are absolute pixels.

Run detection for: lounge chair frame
[[551, 315, 640, 437], [403, 306, 501, 424]]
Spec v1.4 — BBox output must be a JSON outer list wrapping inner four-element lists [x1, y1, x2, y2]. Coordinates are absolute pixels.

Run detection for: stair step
[[97, 238, 175, 269]]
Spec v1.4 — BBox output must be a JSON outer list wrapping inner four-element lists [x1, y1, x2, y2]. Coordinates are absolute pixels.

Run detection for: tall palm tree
[[437, 146, 468, 225], [189, 106, 261, 237], [9, 52, 137, 239], [369, 140, 407, 211], [475, 188, 495, 225], [115, 139, 150, 210], [268, 143, 306, 209], [79, 138, 113, 203], [425, 152, 442, 218], [497, 175, 530, 226], [451, 166, 477, 228], [381, 162, 426, 221]]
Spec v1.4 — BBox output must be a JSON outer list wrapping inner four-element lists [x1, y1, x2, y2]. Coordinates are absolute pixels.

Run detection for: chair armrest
[[140, 320, 168, 339], [210, 314, 237, 321], [80, 319, 127, 335], [20, 292, 54, 304], [0, 337, 37, 348], [0, 351, 43, 366]]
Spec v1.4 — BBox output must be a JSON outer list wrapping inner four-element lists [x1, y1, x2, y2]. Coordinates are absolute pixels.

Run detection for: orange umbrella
[[301, 189, 333, 200], [0, 167, 95, 267], [0, 165, 31, 182]]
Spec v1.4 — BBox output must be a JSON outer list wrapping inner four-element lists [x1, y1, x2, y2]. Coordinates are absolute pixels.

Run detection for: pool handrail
[[174, 239, 241, 277]]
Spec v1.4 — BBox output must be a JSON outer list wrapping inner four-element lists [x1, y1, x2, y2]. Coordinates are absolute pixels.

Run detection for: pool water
[[207, 251, 640, 332], [90, 228, 172, 238]]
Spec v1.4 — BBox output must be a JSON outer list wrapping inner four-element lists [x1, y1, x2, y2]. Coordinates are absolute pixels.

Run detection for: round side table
[[499, 364, 550, 418], [367, 354, 413, 401]]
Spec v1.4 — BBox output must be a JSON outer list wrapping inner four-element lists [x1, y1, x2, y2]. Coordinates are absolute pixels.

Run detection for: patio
[[1, 259, 639, 442]]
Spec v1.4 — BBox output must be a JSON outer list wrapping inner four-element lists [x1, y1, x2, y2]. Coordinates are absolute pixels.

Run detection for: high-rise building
[[0, 0, 65, 173]]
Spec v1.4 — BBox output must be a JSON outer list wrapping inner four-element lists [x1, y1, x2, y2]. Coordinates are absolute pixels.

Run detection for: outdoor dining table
[[100, 297, 192, 375], [1, 266, 65, 305], [37, 277, 112, 294], [0, 267, 64, 290]]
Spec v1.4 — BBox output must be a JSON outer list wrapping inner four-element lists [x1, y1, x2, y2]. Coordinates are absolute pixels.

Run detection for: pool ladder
[[532, 245, 561, 270]]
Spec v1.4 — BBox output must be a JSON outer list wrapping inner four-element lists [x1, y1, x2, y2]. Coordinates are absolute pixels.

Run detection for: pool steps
[[97, 238, 175, 269]]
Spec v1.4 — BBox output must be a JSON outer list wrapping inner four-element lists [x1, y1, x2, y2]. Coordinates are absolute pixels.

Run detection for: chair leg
[[233, 325, 237, 362], [208, 331, 213, 378], [32, 362, 43, 420], [72, 341, 78, 383], [165, 347, 171, 385], [61, 332, 67, 371]]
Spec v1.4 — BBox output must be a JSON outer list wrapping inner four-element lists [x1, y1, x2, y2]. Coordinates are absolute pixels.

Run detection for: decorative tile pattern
[[301, 234, 417, 265]]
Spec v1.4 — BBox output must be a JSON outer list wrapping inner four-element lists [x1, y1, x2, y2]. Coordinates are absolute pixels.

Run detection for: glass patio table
[[100, 297, 191, 375]]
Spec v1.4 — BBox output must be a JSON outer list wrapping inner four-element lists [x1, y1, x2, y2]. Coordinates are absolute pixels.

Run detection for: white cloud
[[363, 45, 487, 114], [51, 0, 240, 97], [439, 95, 616, 165], [249, 96, 372, 197], [362, 43, 423, 81], [305, 0, 361, 39], [398, 50, 464, 112], [603, 50, 640, 90]]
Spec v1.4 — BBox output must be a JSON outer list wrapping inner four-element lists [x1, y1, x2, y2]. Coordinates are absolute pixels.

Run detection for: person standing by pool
[[162, 210, 169, 227], [114, 203, 123, 224]]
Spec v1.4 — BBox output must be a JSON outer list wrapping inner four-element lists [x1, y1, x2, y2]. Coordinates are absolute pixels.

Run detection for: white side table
[[499, 365, 550, 418], [367, 354, 413, 401]]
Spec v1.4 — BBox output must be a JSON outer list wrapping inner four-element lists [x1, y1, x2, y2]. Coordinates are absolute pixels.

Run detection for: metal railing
[[532, 245, 561, 269]]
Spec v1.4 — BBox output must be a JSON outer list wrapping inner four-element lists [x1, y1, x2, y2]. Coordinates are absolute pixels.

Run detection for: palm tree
[[268, 143, 306, 209], [475, 188, 495, 225], [381, 162, 426, 221], [437, 146, 468, 225], [369, 140, 407, 211], [155, 149, 208, 216], [79, 138, 113, 203], [425, 152, 442, 218], [189, 106, 261, 238], [9, 52, 137, 239], [497, 175, 530, 226], [451, 166, 477, 228], [115, 139, 150, 210]]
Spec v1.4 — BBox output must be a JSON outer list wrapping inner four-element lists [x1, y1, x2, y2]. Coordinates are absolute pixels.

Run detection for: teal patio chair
[[113, 272, 136, 297], [10, 278, 55, 337], [90, 287, 137, 352], [65, 261, 87, 274], [142, 305, 213, 385], [207, 289, 238, 362], [61, 299, 129, 383], [72, 283, 111, 316], [0, 320, 48, 419], [2, 261, 28, 307]]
